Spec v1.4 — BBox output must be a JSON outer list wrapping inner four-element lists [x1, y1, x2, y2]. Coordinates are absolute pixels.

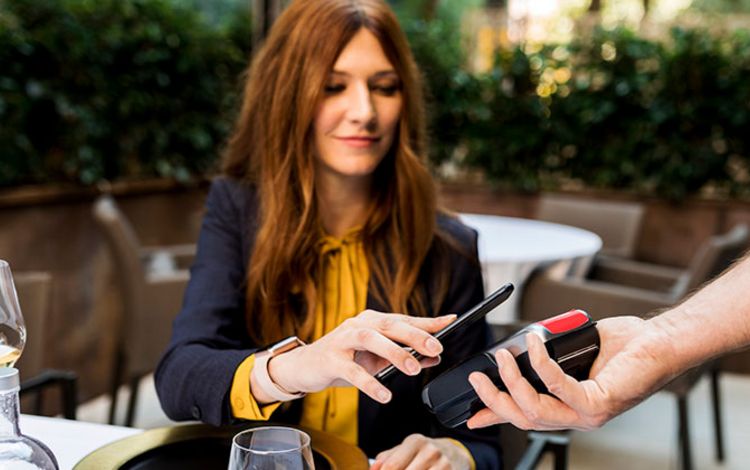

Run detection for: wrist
[[642, 314, 687, 380], [268, 345, 305, 394], [251, 337, 307, 403]]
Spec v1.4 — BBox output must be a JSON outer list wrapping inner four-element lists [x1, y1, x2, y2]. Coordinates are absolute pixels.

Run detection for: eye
[[373, 85, 399, 96], [371, 80, 401, 96], [324, 83, 345, 94]]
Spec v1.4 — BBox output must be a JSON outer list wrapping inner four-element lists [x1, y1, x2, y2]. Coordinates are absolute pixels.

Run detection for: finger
[[375, 447, 395, 463], [368, 315, 448, 358], [379, 434, 423, 470], [467, 407, 506, 429], [346, 328, 423, 376], [467, 371, 534, 430], [495, 348, 581, 429], [418, 355, 440, 369], [359, 311, 455, 334], [525, 332, 590, 410], [358, 313, 456, 357], [340, 360, 393, 404], [403, 441, 442, 470], [373, 447, 396, 470], [400, 313, 456, 333]]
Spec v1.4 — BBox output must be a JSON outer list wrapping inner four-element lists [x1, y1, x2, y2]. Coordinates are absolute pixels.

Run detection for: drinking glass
[[0, 260, 25, 367], [228, 426, 314, 470]]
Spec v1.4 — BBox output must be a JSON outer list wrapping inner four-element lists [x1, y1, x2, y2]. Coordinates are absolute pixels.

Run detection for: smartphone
[[375, 282, 514, 382]]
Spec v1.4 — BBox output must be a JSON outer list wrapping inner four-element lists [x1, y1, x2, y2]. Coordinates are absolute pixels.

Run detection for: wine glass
[[228, 426, 315, 470], [0, 260, 26, 367]]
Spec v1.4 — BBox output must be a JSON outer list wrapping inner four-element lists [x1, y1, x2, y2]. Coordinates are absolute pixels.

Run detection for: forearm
[[647, 253, 750, 377]]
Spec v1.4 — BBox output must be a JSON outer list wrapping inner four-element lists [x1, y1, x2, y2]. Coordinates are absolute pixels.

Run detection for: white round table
[[459, 213, 602, 323]]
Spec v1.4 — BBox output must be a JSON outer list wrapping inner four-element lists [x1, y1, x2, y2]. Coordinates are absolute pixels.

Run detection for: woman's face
[[312, 28, 403, 182]]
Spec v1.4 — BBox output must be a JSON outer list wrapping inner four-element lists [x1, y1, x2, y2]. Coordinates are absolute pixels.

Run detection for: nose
[[346, 83, 376, 128]]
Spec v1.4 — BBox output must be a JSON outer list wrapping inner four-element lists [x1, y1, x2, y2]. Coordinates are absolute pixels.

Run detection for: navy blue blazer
[[155, 177, 502, 469]]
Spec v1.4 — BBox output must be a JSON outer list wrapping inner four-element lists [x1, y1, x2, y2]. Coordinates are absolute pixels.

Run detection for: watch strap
[[252, 336, 307, 402]]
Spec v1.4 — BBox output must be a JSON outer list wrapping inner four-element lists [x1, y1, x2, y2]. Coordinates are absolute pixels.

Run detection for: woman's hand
[[465, 316, 678, 431], [268, 310, 455, 404], [370, 434, 472, 470]]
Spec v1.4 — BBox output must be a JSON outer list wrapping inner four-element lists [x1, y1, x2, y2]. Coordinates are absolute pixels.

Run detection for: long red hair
[[223, 0, 454, 344]]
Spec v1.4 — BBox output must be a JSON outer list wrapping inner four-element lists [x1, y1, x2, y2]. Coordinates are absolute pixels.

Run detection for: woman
[[155, 1, 501, 468]]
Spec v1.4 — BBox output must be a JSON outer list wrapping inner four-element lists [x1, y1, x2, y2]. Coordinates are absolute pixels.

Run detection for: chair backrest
[[671, 224, 750, 298], [92, 196, 146, 344], [93, 195, 190, 379], [14, 272, 52, 381], [537, 195, 644, 258]]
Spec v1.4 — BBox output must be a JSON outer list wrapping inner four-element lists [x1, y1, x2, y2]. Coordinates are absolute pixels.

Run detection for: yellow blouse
[[229, 228, 366, 445], [228, 229, 475, 468]]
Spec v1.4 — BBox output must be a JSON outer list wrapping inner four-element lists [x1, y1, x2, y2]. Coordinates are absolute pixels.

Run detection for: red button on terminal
[[539, 309, 590, 334]]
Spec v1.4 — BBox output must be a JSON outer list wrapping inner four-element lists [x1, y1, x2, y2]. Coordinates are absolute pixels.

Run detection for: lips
[[334, 136, 381, 148]]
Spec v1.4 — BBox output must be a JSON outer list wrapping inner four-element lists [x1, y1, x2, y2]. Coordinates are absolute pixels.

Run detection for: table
[[20, 414, 142, 470], [459, 213, 602, 323]]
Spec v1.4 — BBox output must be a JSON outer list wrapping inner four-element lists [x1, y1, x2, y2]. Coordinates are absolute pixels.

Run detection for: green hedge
[[0, 0, 249, 185], [410, 24, 750, 199], [2, 0, 749, 200]]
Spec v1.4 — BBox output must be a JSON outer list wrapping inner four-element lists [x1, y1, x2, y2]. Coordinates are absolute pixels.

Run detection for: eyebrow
[[329, 70, 398, 79]]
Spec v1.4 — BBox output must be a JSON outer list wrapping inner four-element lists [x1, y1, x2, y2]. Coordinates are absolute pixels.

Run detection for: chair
[[93, 195, 194, 426], [520, 224, 750, 470], [537, 194, 644, 258], [521, 224, 749, 321], [14, 272, 53, 382], [14, 272, 78, 419]]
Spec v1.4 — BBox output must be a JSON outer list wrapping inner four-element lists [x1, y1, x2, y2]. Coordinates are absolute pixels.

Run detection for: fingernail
[[405, 358, 420, 375], [378, 390, 391, 402], [426, 337, 442, 354], [468, 373, 478, 386], [495, 350, 506, 365]]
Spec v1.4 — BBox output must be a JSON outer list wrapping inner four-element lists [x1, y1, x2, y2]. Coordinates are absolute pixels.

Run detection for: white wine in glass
[[0, 260, 26, 367]]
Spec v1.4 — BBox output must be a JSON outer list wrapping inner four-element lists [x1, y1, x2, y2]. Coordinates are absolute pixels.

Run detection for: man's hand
[[466, 316, 675, 431]]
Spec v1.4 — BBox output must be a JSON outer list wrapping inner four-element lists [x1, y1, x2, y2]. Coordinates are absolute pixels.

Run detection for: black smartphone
[[375, 282, 514, 382]]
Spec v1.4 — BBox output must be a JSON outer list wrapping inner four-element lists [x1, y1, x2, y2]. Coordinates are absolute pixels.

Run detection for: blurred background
[[1, 0, 749, 468]]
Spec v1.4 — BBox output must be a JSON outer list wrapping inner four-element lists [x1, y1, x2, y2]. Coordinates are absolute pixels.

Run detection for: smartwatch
[[252, 336, 307, 402]]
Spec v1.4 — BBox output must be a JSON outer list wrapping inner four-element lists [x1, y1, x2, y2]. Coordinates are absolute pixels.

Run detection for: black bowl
[[75, 423, 367, 470]]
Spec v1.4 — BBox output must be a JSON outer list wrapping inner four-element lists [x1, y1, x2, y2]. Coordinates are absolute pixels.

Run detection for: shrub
[[0, 0, 249, 186], [2, 0, 749, 201], [416, 25, 750, 199]]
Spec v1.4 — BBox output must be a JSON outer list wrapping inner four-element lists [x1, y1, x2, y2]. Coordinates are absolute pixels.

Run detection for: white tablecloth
[[19, 415, 142, 470], [459, 213, 602, 323]]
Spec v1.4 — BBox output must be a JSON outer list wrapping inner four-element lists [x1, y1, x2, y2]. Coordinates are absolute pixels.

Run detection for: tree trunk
[[589, 0, 601, 12], [252, 0, 286, 50], [421, 0, 439, 21]]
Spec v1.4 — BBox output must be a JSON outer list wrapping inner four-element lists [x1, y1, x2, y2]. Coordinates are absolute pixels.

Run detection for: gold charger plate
[[74, 422, 369, 470]]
